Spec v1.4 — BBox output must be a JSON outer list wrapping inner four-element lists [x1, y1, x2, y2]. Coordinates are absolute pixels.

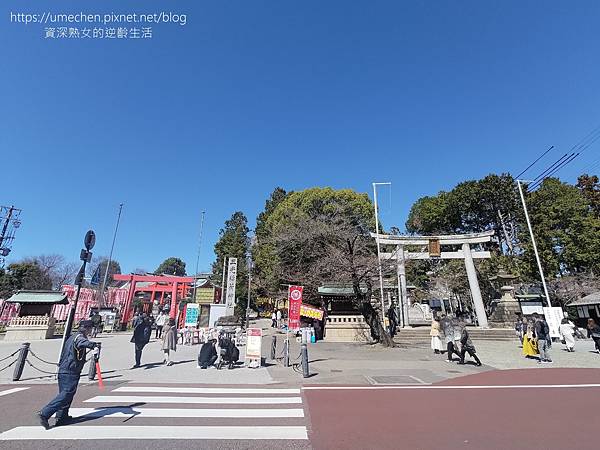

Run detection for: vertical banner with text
[[225, 257, 238, 315], [288, 285, 303, 331]]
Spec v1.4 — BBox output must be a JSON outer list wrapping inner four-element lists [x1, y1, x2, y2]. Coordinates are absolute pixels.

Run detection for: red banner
[[288, 285, 303, 330]]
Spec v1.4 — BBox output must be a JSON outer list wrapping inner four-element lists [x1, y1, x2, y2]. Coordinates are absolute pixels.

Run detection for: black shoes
[[37, 412, 50, 430], [55, 415, 74, 427]]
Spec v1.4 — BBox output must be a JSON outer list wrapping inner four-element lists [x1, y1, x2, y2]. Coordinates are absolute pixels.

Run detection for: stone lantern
[[488, 269, 521, 327]]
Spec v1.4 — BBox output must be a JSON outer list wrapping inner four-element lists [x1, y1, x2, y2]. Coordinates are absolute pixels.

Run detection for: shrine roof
[[6, 290, 69, 304]]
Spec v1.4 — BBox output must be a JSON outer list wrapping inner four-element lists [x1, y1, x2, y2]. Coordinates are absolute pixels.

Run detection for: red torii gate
[[113, 274, 194, 326]]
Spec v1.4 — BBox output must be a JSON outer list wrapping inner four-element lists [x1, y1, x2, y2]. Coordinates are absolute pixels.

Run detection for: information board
[[184, 303, 199, 327]]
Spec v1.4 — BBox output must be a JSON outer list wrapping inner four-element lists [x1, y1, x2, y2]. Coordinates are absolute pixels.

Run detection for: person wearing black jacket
[[130, 314, 152, 368], [198, 339, 218, 369], [533, 313, 552, 363], [587, 318, 600, 353], [38, 320, 99, 429], [387, 303, 399, 337], [457, 326, 482, 366]]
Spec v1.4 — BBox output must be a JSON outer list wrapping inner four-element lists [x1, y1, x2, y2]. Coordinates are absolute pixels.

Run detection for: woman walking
[[430, 315, 443, 354], [162, 318, 177, 366], [587, 319, 600, 353]]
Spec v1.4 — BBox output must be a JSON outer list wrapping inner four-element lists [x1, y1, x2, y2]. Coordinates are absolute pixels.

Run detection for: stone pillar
[[462, 243, 489, 328], [396, 246, 410, 327]]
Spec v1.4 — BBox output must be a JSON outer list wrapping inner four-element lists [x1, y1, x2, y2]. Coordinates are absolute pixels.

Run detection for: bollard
[[12, 342, 30, 382], [270, 335, 277, 360], [283, 338, 290, 367], [301, 342, 310, 378], [88, 343, 101, 381]]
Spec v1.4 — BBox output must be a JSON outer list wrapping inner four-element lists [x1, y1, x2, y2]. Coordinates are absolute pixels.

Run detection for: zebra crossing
[[0, 384, 309, 442]]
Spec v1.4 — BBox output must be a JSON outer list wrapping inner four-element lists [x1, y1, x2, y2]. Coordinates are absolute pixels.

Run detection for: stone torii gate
[[371, 230, 494, 328]]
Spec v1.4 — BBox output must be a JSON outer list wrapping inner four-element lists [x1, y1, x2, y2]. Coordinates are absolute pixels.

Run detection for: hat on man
[[79, 320, 94, 329]]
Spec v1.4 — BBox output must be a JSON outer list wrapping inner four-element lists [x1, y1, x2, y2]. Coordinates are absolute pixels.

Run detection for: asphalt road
[[1, 368, 599, 450]]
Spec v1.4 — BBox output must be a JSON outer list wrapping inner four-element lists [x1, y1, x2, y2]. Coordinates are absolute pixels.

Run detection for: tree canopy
[[0, 262, 52, 299], [212, 211, 250, 312], [155, 257, 186, 276]]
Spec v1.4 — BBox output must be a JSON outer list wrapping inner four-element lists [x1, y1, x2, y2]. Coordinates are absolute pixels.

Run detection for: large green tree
[[212, 212, 250, 313], [253, 188, 289, 298], [264, 187, 394, 346], [406, 173, 520, 254], [524, 177, 600, 277], [0, 262, 53, 299], [155, 257, 186, 276]]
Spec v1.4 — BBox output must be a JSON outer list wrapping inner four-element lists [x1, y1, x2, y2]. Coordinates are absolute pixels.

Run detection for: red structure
[[113, 274, 194, 326]]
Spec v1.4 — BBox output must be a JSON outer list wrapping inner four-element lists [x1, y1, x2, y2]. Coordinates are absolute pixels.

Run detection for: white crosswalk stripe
[[67, 407, 305, 418], [0, 425, 308, 440], [84, 395, 302, 404], [0, 385, 309, 441]]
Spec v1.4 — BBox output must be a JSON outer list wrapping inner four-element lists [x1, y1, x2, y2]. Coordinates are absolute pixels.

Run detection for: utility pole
[[372, 182, 391, 323], [99, 203, 123, 307], [191, 211, 206, 305], [517, 180, 551, 307]]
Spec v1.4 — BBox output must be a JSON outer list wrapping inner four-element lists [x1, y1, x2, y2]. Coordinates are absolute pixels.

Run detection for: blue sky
[[2, 0, 600, 274]]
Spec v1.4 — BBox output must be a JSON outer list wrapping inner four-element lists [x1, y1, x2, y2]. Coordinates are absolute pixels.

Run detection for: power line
[[532, 153, 570, 182], [529, 153, 580, 190], [515, 146, 554, 179]]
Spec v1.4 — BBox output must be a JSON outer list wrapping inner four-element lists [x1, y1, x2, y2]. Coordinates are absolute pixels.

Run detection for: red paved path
[[305, 368, 600, 450]]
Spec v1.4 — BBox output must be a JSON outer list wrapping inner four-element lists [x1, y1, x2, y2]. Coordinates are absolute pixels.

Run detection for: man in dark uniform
[[37, 320, 98, 429]]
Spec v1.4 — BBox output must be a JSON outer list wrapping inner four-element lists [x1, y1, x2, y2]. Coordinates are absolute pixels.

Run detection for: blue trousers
[[40, 373, 80, 420]]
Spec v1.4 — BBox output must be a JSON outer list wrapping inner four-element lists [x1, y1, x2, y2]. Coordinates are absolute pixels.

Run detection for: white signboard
[[209, 304, 226, 327], [225, 257, 238, 315], [543, 306, 564, 339], [245, 328, 262, 367]]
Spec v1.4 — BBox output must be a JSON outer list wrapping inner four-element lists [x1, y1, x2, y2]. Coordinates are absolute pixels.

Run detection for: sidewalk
[[1, 319, 598, 385]]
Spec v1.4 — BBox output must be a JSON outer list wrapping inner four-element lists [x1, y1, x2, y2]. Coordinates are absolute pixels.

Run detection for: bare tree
[[23, 254, 79, 289], [270, 216, 395, 346]]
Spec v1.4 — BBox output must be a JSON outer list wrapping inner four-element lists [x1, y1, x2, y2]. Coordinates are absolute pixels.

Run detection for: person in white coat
[[558, 317, 576, 352]]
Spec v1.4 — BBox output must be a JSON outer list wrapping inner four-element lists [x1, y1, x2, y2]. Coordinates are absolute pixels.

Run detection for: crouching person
[[198, 338, 218, 369]]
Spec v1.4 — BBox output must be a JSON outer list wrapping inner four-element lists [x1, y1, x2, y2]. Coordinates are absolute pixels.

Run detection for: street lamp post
[[517, 180, 551, 307], [99, 203, 123, 307], [191, 211, 206, 306], [372, 182, 391, 324]]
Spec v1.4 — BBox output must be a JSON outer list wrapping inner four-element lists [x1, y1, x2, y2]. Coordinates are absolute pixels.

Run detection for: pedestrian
[[514, 313, 525, 342], [387, 302, 398, 337], [558, 317, 576, 352], [155, 310, 167, 339], [161, 317, 177, 365], [271, 311, 277, 328], [90, 311, 102, 338], [37, 320, 99, 430], [522, 316, 539, 358], [587, 318, 600, 353], [452, 315, 463, 356], [457, 323, 482, 366], [276, 309, 282, 328], [198, 338, 218, 369], [130, 313, 152, 368], [440, 314, 461, 362], [533, 313, 552, 363], [430, 314, 443, 354]]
